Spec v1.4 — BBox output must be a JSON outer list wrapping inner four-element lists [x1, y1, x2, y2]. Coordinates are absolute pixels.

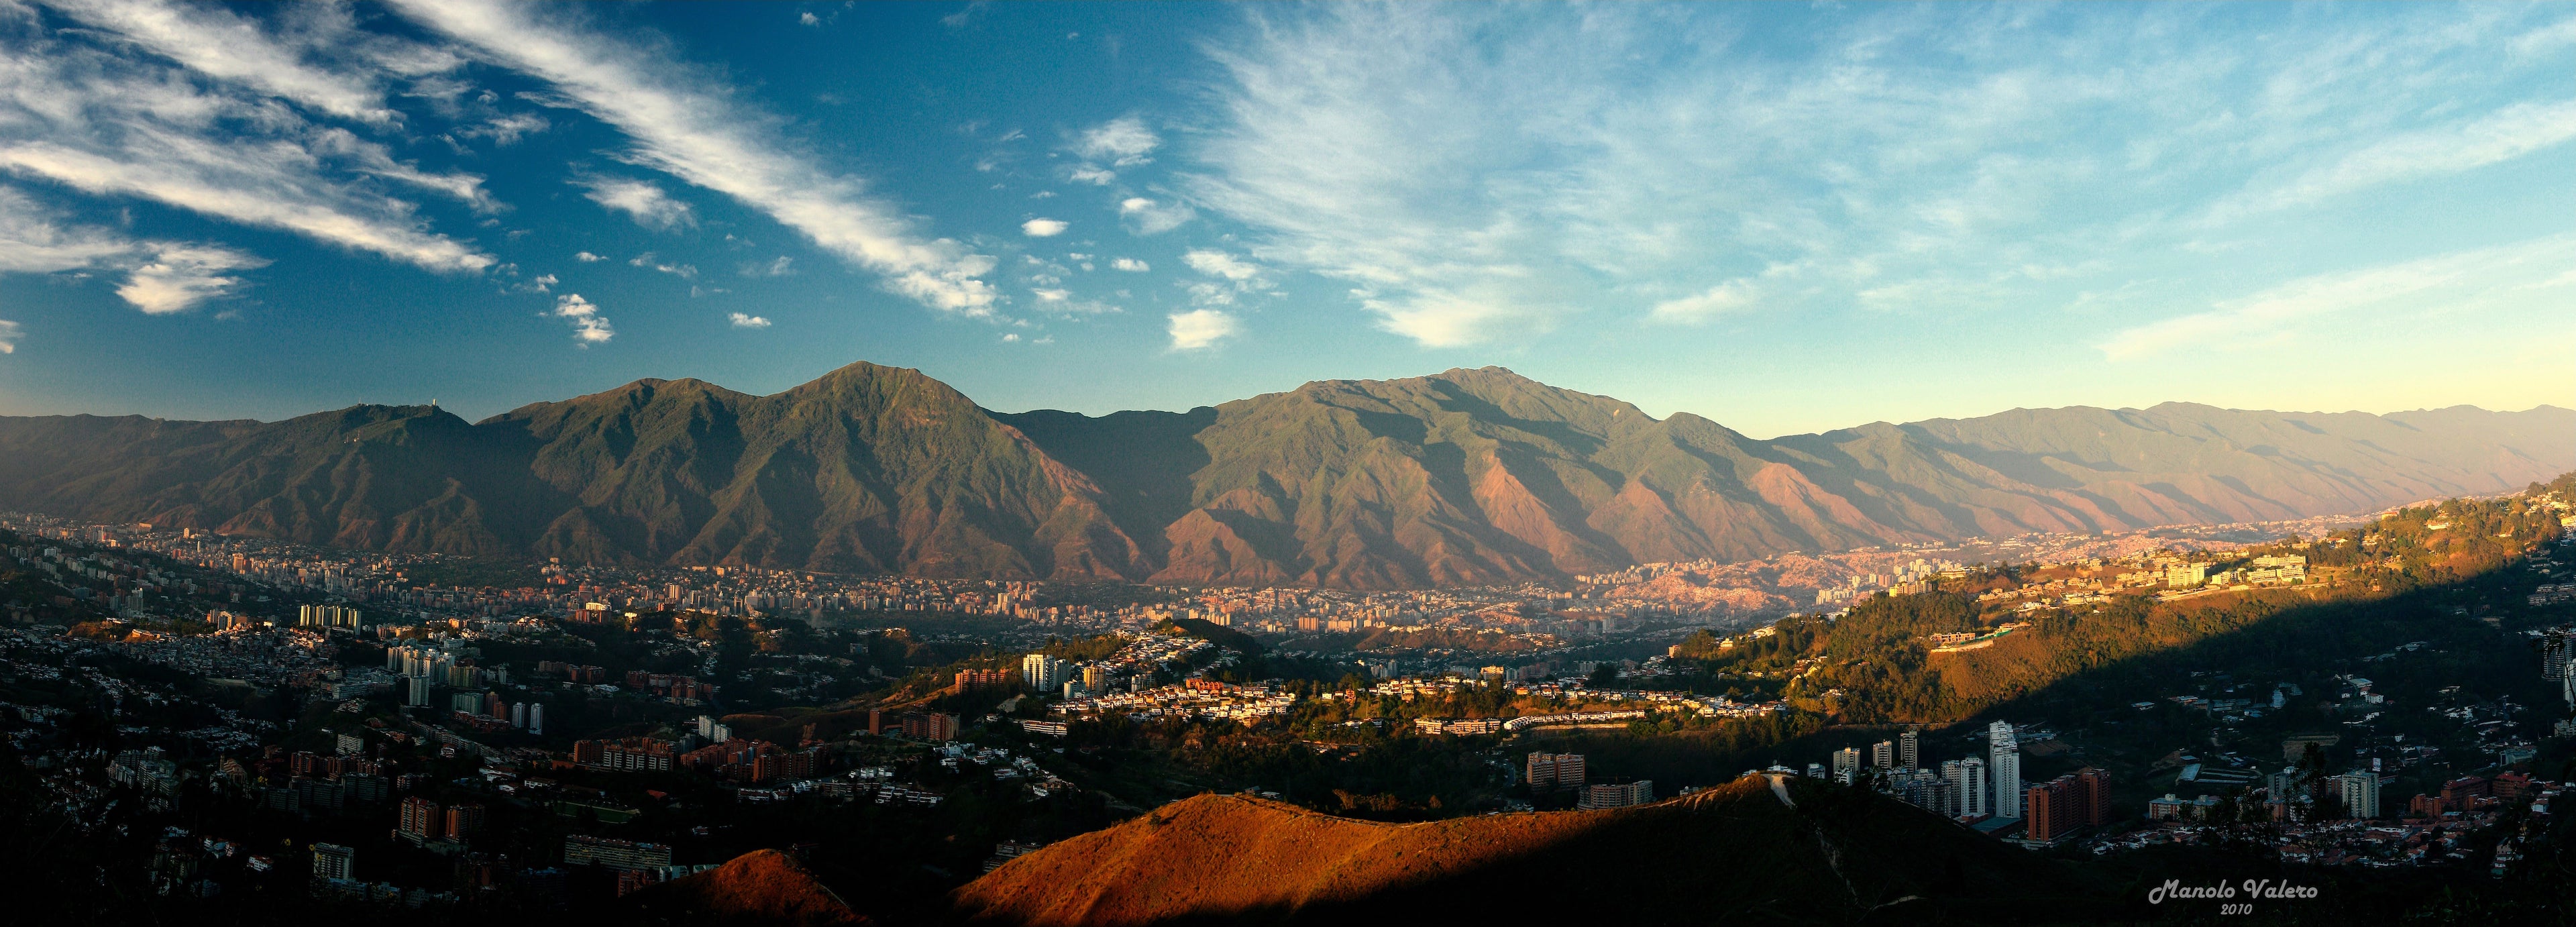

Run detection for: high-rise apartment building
[[1527, 752, 1587, 790], [1871, 740, 1895, 769], [1899, 729, 1919, 769], [397, 796, 441, 841], [1988, 721, 2023, 820], [298, 604, 364, 629], [1576, 780, 1654, 810], [311, 842, 356, 881], [2337, 770, 2382, 818], [2543, 629, 2576, 684], [899, 711, 959, 742], [1831, 747, 1861, 785], [1022, 654, 1071, 692], [2074, 767, 2112, 826], [1963, 757, 1990, 818], [445, 802, 486, 840]]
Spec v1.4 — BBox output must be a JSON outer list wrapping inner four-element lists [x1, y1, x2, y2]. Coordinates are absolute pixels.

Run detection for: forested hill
[[1667, 478, 2572, 727], [0, 362, 2566, 588]]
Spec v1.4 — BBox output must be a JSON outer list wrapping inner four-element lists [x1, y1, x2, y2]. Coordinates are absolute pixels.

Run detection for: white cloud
[[45, 0, 400, 124], [2224, 99, 2576, 217], [0, 30, 496, 272], [1648, 280, 1758, 325], [1073, 115, 1159, 167], [799, 12, 820, 27], [0, 139, 494, 270], [2098, 234, 2576, 362], [942, 2, 987, 29], [552, 292, 612, 343], [1182, 249, 1260, 281], [115, 243, 267, 314], [1066, 115, 1159, 180], [628, 252, 696, 278], [1110, 257, 1150, 272], [1020, 217, 1068, 237], [337, 143, 499, 214], [0, 319, 19, 353], [1116, 197, 1193, 234], [727, 311, 771, 328], [458, 112, 550, 146], [0, 187, 134, 273], [576, 176, 694, 229], [1167, 308, 1240, 350], [739, 256, 794, 277], [575, 251, 606, 262], [1030, 288, 1069, 303], [1183, 5, 2576, 347], [391, 0, 1001, 315], [0, 186, 263, 313], [1067, 166, 1116, 186]]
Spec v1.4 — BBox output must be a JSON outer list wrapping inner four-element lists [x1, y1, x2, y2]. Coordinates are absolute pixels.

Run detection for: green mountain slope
[[0, 363, 2565, 588]]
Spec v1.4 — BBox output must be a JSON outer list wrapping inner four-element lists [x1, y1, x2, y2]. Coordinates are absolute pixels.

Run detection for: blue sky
[[0, 1, 2569, 438]]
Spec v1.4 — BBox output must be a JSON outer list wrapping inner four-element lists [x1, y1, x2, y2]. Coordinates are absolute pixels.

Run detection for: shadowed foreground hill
[[948, 777, 2110, 926], [623, 848, 870, 926]]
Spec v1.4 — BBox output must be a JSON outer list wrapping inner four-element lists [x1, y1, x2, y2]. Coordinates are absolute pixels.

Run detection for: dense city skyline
[[0, 2, 2569, 437]]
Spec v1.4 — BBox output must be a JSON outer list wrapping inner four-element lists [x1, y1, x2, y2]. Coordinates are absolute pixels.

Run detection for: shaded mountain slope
[[0, 362, 2564, 587], [486, 362, 1142, 578], [949, 777, 2106, 926], [0, 362, 1142, 580], [0, 404, 558, 557]]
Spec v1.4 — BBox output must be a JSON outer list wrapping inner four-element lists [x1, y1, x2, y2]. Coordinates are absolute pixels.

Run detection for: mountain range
[[0, 361, 2565, 589]]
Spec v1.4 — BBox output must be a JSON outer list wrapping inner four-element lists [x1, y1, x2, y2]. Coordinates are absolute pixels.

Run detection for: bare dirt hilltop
[[947, 775, 2107, 926], [625, 848, 871, 927]]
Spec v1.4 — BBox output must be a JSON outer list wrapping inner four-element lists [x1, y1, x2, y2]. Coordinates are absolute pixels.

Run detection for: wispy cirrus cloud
[[0, 12, 496, 272], [0, 185, 264, 314], [1187, 4, 2576, 347], [2097, 234, 2576, 362], [42, 0, 401, 124], [0, 186, 134, 274], [1064, 114, 1158, 185], [2215, 98, 2576, 219], [627, 252, 694, 278], [390, 0, 1003, 316]]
